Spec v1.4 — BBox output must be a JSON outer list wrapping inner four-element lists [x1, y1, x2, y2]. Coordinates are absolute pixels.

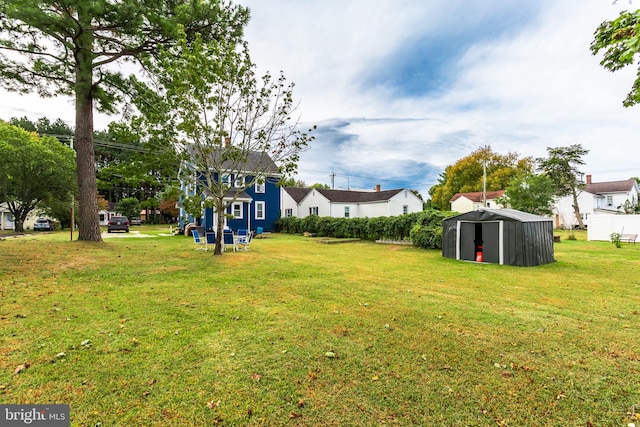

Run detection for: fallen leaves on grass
[[206, 399, 220, 410], [13, 363, 29, 375]]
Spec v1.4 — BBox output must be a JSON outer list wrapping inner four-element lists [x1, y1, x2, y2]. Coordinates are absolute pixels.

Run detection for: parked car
[[108, 216, 129, 233], [33, 218, 53, 231], [130, 218, 142, 226]]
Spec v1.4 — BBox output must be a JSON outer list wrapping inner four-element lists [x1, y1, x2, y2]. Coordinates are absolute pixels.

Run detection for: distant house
[[554, 175, 640, 228], [0, 203, 15, 230], [450, 190, 505, 213], [0, 202, 46, 230], [98, 202, 118, 226], [281, 185, 423, 218], [178, 150, 282, 232]]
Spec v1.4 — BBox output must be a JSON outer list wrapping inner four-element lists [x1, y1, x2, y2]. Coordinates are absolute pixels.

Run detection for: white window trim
[[255, 201, 265, 220], [232, 202, 243, 219], [255, 181, 266, 193], [344, 206, 350, 218]]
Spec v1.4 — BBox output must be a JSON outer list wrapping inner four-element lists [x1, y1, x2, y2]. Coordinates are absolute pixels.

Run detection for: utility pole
[[482, 160, 487, 208], [330, 168, 336, 189]]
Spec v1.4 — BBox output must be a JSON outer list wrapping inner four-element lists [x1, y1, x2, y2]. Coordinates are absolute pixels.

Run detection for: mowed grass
[[1, 227, 639, 426]]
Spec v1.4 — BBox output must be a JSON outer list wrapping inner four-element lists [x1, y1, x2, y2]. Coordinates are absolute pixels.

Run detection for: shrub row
[[275, 209, 454, 249]]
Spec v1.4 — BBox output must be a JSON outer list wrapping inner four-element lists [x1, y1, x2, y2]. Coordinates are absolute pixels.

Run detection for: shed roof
[[446, 208, 552, 223]]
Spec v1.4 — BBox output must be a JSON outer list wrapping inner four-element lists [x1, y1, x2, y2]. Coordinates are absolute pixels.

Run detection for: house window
[[309, 206, 318, 215], [99, 213, 105, 222], [285, 208, 293, 217], [221, 174, 230, 185], [255, 202, 265, 220], [232, 203, 243, 219], [234, 175, 244, 188], [255, 181, 265, 193], [607, 195, 613, 206], [344, 207, 350, 218], [403, 205, 408, 215]]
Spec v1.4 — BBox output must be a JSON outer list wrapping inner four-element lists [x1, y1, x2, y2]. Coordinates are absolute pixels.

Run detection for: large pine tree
[[0, 0, 249, 241]]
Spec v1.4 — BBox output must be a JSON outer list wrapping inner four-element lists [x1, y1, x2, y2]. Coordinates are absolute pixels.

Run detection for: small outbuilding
[[442, 208, 554, 267]]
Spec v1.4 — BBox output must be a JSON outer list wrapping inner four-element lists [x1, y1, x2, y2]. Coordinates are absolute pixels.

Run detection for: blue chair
[[223, 231, 236, 252], [205, 231, 216, 251], [192, 229, 206, 250]]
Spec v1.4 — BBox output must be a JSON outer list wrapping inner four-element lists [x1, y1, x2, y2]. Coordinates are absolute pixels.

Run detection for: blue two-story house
[[178, 150, 282, 233]]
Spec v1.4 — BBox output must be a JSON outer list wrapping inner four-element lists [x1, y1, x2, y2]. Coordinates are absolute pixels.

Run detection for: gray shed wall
[[442, 210, 554, 267]]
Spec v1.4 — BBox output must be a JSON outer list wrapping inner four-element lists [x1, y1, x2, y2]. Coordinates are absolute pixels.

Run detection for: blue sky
[[235, 0, 640, 197], [1, 0, 639, 199]]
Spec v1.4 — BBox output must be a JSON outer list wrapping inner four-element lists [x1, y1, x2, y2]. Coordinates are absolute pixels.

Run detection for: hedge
[[275, 209, 455, 249]]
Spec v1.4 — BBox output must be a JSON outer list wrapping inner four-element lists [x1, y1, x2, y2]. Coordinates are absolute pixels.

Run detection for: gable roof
[[585, 179, 636, 195], [450, 190, 505, 203], [185, 145, 281, 175], [317, 188, 405, 203], [282, 187, 312, 203], [284, 187, 407, 204]]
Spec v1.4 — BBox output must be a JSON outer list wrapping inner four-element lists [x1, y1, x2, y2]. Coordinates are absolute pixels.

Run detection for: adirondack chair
[[192, 229, 206, 250]]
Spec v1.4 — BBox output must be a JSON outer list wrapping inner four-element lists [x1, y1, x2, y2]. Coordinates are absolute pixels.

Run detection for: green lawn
[[1, 228, 639, 426]]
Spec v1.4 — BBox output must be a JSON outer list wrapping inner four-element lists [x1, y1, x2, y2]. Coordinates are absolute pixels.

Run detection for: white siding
[[298, 189, 331, 217], [280, 188, 300, 217], [387, 190, 423, 215]]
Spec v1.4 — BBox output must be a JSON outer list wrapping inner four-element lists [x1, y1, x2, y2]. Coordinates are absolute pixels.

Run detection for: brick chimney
[[586, 174, 592, 185], [375, 184, 381, 192]]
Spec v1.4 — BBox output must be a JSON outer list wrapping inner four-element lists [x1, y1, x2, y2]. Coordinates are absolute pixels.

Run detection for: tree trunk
[[74, 7, 102, 242], [14, 219, 24, 233], [214, 199, 225, 255], [571, 188, 585, 229]]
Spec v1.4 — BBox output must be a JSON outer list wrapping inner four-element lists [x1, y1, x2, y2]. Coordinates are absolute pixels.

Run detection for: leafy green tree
[[537, 144, 589, 228], [8, 116, 74, 139], [94, 121, 180, 206], [496, 173, 555, 216], [0, 0, 249, 241], [429, 146, 533, 210], [0, 122, 75, 232], [116, 197, 141, 221], [145, 27, 314, 255], [592, 9, 640, 107]]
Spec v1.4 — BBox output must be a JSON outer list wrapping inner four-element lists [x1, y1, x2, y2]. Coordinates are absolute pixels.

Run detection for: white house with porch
[[553, 175, 640, 229]]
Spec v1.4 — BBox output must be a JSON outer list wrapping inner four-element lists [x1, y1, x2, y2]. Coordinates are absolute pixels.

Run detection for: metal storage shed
[[442, 208, 554, 267]]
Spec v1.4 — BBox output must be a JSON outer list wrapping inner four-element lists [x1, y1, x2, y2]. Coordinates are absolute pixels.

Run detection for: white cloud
[[1, 0, 638, 196]]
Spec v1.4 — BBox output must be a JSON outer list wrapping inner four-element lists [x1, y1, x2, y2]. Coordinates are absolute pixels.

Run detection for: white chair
[[192, 230, 206, 250], [237, 229, 252, 251]]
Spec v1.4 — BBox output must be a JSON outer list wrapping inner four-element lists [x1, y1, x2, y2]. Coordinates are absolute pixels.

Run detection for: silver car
[[33, 218, 53, 231]]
